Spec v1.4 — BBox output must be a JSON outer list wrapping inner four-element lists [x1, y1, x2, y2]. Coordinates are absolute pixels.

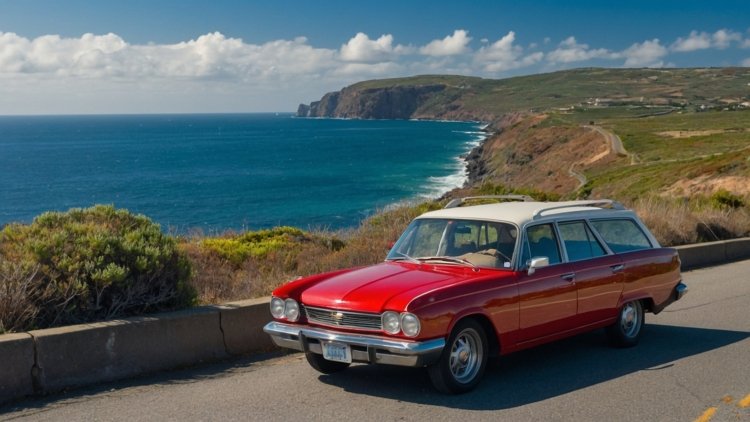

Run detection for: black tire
[[606, 300, 644, 348], [428, 319, 488, 394], [305, 351, 350, 374]]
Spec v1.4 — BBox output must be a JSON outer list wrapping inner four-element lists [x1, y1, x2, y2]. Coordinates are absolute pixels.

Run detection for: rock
[[297, 84, 448, 119]]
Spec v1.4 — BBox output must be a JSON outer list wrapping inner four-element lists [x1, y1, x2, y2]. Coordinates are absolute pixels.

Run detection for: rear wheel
[[305, 352, 350, 374], [606, 300, 644, 347], [428, 319, 488, 394]]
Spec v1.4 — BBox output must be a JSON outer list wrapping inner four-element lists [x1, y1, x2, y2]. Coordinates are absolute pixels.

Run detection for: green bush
[[200, 226, 344, 266], [710, 189, 745, 209], [0, 205, 194, 331]]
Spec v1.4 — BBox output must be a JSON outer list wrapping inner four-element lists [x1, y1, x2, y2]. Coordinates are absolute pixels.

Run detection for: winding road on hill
[[4, 260, 750, 422], [569, 125, 632, 190], [583, 125, 629, 157]]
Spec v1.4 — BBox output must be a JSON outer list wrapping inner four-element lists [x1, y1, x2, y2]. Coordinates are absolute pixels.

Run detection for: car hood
[[300, 261, 477, 313]]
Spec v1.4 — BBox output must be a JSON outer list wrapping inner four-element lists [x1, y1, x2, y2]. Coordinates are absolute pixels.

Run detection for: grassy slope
[[350, 67, 750, 115]]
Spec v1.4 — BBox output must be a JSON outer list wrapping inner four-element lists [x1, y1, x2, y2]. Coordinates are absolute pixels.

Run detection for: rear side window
[[590, 219, 652, 253], [558, 221, 606, 261]]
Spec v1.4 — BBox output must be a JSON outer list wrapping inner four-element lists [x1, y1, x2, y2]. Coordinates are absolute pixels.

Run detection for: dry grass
[[631, 196, 750, 246], [181, 201, 440, 304]]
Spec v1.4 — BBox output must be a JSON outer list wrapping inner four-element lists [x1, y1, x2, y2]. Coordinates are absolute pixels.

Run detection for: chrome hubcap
[[449, 328, 482, 384], [620, 302, 641, 338]]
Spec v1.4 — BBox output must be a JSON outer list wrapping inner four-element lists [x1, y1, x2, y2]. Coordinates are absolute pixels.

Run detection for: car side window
[[558, 221, 606, 261], [525, 224, 561, 265], [590, 219, 652, 253]]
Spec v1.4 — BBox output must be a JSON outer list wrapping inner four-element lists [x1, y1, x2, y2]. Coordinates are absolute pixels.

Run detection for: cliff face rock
[[298, 85, 447, 119]]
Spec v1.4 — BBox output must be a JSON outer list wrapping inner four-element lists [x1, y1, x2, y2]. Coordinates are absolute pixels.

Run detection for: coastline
[[420, 123, 490, 199]]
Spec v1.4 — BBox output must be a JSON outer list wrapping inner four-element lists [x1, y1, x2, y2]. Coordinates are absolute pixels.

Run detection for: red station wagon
[[264, 197, 687, 393]]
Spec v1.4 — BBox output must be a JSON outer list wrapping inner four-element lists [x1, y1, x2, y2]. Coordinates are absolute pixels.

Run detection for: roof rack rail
[[444, 194, 534, 209], [532, 200, 625, 219]]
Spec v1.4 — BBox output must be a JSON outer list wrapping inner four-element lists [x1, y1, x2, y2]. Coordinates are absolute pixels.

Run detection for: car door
[[516, 223, 578, 343], [558, 220, 624, 325]]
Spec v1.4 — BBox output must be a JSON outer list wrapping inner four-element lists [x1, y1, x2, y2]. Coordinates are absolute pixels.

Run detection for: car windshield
[[386, 218, 518, 269]]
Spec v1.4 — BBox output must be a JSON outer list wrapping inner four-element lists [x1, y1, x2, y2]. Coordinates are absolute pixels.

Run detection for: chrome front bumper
[[263, 321, 445, 367]]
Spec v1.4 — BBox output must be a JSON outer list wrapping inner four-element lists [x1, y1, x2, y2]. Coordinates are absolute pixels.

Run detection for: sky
[[1, 0, 750, 115]]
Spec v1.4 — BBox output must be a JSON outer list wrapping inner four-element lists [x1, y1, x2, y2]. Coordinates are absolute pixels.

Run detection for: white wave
[[417, 124, 489, 199]]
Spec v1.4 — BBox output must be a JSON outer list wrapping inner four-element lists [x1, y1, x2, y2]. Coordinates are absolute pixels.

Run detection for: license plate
[[322, 341, 351, 363]]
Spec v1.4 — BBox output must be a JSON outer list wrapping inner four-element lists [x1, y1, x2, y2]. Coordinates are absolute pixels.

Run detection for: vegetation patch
[[0, 205, 194, 333]]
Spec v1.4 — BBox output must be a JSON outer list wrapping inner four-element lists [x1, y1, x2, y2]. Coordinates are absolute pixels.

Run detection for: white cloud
[[671, 31, 711, 52], [339, 33, 411, 62], [420, 30, 472, 56], [742, 58, 750, 67], [2, 27, 749, 114], [622, 39, 668, 67], [671, 29, 742, 52], [0, 31, 339, 81], [712, 29, 742, 49], [546, 36, 613, 63], [474, 31, 543, 72]]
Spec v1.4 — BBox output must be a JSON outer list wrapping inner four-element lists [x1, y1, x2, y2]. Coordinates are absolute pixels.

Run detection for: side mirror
[[527, 257, 549, 275]]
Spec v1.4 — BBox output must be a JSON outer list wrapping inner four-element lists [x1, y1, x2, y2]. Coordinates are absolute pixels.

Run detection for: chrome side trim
[[263, 321, 445, 367]]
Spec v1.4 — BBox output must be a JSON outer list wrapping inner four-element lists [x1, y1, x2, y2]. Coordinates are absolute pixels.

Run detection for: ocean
[[0, 113, 485, 233]]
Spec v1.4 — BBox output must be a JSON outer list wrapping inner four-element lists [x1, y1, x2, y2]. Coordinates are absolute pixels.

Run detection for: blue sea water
[[0, 113, 485, 232]]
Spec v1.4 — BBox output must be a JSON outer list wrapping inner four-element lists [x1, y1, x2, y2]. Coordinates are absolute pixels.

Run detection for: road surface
[[3, 260, 749, 421]]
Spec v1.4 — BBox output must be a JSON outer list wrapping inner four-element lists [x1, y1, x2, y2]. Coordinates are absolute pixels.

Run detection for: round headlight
[[270, 297, 285, 319], [382, 311, 400, 334], [284, 298, 300, 322], [400, 313, 421, 337]]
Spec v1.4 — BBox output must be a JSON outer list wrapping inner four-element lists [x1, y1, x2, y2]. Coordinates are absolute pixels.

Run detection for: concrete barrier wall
[[0, 333, 35, 404], [675, 237, 750, 270], [30, 307, 228, 392], [1, 237, 748, 405]]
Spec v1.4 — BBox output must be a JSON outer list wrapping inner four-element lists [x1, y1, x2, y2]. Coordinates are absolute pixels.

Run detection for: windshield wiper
[[418, 256, 478, 270], [389, 251, 421, 264]]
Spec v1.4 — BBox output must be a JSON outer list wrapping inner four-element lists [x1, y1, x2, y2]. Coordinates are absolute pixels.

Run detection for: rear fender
[[616, 292, 653, 312]]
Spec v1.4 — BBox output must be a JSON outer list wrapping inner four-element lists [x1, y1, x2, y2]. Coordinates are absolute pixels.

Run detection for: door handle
[[610, 264, 624, 273], [561, 273, 576, 282]]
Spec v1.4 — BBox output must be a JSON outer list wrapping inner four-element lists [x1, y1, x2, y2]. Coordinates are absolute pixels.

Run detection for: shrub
[[710, 189, 745, 209], [0, 205, 194, 330], [200, 226, 343, 266]]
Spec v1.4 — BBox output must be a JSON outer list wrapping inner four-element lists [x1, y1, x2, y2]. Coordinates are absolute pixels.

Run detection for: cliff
[[297, 84, 448, 119]]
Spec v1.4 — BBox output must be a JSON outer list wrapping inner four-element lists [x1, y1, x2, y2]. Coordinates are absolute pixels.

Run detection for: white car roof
[[417, 200, 633, 227]]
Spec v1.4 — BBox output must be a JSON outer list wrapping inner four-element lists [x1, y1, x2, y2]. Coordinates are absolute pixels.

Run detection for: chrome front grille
[[303, 305, 382, 331]]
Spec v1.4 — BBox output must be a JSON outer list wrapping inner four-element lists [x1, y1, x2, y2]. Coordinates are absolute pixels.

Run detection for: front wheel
[[606, 300, 644, 347], [305, 352, 350, 374], [428, 319, 488, 394]]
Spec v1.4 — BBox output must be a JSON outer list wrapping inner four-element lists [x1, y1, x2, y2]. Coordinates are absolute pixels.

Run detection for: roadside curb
[[1, 238, 749, 405]]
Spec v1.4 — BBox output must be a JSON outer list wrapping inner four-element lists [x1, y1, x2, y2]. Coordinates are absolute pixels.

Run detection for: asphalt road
[[3, 260, 750, 421]]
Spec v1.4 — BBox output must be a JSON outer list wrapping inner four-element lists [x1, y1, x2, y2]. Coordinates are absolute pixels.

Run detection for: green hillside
[[350, 68, 750, 116]]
